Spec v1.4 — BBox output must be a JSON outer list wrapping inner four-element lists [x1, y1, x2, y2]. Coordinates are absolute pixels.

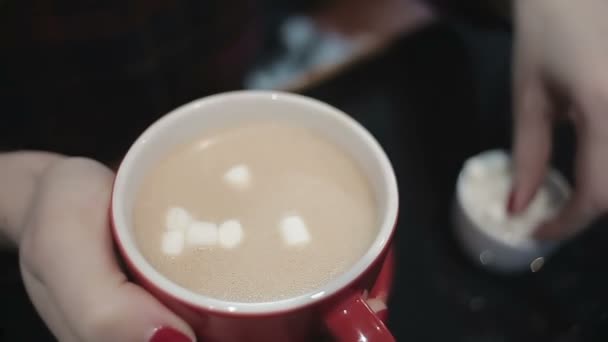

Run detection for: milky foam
[[224, 164, 251, 189], [134, 121, 379, 302]]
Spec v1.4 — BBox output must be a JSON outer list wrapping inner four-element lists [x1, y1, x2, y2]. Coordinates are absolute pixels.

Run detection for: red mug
[[111, 91, 399, 341]]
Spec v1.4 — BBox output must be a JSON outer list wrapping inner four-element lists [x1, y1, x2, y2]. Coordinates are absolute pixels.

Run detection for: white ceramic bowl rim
[[455, 149, 571, 249]]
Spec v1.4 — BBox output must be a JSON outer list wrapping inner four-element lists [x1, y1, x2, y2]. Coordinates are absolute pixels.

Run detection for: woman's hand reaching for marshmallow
[[0, 153, 195, 342], [510, 0, 608, 240]]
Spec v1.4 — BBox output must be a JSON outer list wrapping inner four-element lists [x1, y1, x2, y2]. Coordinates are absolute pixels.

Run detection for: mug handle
[[324, 291, 395, 342], [324, 247, 395, 341]]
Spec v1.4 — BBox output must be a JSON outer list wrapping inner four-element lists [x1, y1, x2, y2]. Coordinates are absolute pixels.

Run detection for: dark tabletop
[[303, 20, 608, 342], [2, 20, 608, 342]]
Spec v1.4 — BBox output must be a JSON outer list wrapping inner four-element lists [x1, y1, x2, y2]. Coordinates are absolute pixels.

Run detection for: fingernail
[[150, 327, 192, 342]]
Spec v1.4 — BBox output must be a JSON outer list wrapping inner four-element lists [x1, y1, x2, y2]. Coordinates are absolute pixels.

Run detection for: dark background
[[2, 2, 608, 341]]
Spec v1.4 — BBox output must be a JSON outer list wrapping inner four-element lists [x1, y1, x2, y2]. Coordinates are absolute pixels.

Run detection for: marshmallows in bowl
[[453, 150, 570, 273]]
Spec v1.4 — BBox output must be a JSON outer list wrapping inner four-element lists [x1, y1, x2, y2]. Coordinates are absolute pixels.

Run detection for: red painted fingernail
[[507, 191, 517, 214], [150, 327, 192, 342]]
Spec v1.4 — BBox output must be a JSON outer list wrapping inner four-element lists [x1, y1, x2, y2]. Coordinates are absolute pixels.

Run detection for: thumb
[[510, 70, 554, 214], [535, 105, 607, 240], [20, 158, 195, 342], [89, 282, 196, 342], [534, 193, 591, 240]]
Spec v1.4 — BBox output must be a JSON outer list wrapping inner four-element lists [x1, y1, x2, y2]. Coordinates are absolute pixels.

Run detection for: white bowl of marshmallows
[[453, 150, 571, 273]]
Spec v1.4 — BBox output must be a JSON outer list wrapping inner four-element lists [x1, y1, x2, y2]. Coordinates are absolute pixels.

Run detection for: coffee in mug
[[133, 121, 378, 302]]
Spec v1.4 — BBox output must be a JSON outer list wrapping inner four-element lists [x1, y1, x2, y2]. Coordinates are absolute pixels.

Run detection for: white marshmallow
[[527, 188, 551, 218], [162, 231, 185, 256], [224, 164, 251, 189], [186, 221, 219, 247], [467, 159, 486, 179], [280, 215, 311, 247], [485, 151, 509, 172], [462, 152, 559, 243], [486, 201, 506, 222], [166, 207, 192, 232], [218, 220, 244, 249]]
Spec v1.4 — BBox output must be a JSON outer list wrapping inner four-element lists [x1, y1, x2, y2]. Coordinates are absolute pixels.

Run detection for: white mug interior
[[112, 91, 399, 314]]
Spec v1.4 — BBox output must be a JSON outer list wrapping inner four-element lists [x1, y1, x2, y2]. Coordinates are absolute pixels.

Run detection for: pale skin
[[510, 0, 608, 238], [1, 0, 607, 340], [0, 153, 195, 342]]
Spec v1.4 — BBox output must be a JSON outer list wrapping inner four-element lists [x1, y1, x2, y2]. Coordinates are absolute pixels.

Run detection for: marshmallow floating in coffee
[[218, 220, 244, 249], [162, 207, 247, 254], [186, 221, 219, 246], [162, 230, 185, 256], [166, 206, 192, 232], [280, 215, 311, 247], [224, 164, 251, 189]]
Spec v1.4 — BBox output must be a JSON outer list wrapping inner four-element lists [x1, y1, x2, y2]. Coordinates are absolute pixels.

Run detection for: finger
[[510, 68, 554, 214], [20, 267, 79, 342], [534, 193, 594, 240], [21, 158, 195, 342], [535, 118, 605, 240]]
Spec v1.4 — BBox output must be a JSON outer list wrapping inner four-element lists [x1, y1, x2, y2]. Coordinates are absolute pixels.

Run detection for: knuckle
[[18, 241, 41, 279], [45, 156, 112, 185], [18, 228, 52, 282], [51, 156, 102, 172]]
